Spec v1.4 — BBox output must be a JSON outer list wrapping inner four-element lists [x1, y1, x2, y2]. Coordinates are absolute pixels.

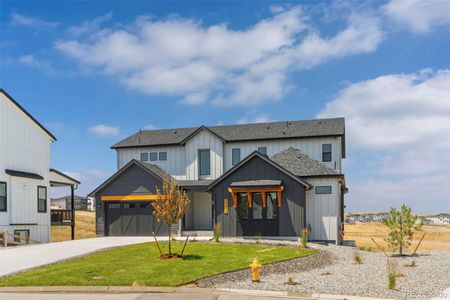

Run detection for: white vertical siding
[[184, 130, 223, 180], [223, 136, 342, 172], [305, 177, 341, 243], [0, 93, 52, 243]]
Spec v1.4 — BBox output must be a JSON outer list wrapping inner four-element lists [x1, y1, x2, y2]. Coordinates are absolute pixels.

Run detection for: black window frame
[[37, 186, 47, 213], [257, 147, 267, 156], [159, 152, 167, 161], [236, 191, 279, 221], [232, 148, 241, 166], [322, 144, 332, 162], [0, 182, 6, 212], [140, 153, 148, 161], [198, 149, 211, 176], [149, 152, 158, 161], [315, 186, 332, 194]]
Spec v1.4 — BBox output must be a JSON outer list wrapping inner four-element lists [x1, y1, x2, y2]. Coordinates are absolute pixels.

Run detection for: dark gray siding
[[210, 155, 306, 236], [95, 164, 165, 236]]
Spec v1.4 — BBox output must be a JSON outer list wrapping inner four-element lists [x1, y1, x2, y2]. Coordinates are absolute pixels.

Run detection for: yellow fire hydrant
[[250, 257, 261, 282]]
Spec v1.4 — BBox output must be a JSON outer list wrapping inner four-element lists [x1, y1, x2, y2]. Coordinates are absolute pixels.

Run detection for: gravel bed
[[196, 239, 450, 299]]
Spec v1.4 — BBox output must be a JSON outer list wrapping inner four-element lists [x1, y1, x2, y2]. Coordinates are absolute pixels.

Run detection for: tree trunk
[[399, 216, 403, 256], [168, 231, 171, 255]]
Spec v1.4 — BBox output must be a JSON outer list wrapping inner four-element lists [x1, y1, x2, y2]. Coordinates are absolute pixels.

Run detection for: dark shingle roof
[[111, 118, 345, 149], [138, 161, 172, 180], [271, 147, 341, 177], [230, 180, 282, 187], [177, 180, 214, 188]]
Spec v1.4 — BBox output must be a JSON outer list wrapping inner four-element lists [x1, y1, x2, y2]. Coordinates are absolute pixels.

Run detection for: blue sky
[[1, 1, 450, 213]]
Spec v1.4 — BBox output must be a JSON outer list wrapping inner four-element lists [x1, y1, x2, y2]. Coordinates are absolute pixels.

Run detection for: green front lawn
[[0, 242, 317, 287]]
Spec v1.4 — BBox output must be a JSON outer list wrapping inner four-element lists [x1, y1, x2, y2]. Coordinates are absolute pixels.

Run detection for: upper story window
[[315, 186, 332, 194], [198, 149, 211, 176], [232, 148, 241, 165], [37, 186, 47, 213], [322, 144, 332, 162], [159, 152, 167, 161], [140, 153, 148, 161], [0, 182, 6, 212], [257, 147, 267, 156], [150, 152, 158, 161]]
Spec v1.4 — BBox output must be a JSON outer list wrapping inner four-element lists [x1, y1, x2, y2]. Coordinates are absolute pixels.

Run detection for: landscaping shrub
[[300, 228, 309, 248], [353, 250, 363, 264], [387, 258, 398, 290], [213, 223, 221, 243]]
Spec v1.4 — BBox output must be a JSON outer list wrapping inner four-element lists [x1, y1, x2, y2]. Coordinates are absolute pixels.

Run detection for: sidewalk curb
[[0, 286, 392, 299]]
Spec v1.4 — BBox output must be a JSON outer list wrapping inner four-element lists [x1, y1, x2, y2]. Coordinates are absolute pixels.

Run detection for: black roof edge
[[50, 168, 80, 184], [88, 159, 167, 197], [206, 151, 312, 192], [301, 174, 345, 178], [0, 89, 57, 141], [5, 169, 44, 180]]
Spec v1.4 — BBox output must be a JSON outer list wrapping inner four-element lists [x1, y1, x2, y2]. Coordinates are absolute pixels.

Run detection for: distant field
[[51, 211, 96, 242], [344, 222, 450, 252]]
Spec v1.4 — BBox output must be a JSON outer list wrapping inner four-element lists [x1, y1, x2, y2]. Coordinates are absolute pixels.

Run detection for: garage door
[[106, 202, 169, 236]]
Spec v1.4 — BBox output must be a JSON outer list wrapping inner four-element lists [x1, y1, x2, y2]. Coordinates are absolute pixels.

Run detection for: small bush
[[387, 258, 398, 290], [213, 223, 221, 243], [300, 228, 309, 248], [353, 250, 363, 264], [321, 271, 332, 276], [255, 233, 261, 244], [286, 277, 298, 285]]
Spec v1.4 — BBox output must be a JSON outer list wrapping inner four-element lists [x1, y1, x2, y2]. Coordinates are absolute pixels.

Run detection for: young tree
[[384, 204, 420, 256], [152, 177, 189, 256]]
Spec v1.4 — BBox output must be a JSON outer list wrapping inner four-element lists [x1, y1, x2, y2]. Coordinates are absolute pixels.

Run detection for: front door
[[236, 192, 279, 236]]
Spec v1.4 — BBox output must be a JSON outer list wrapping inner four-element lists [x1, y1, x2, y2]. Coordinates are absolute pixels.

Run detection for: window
[[252, 193, 263, 219], [258, 147, 267, 156], [159, 152, 167, 161], [150, 152, 158, 161], [232, 148, 240, 165], [322, 144, 332, 162], [109, 203, 120, 209], [237, 193, 249, 219], [140, 153, 148, 161], [124, 203, 135, 209], [37, 186, 47, 213], [315, 186, 332, 194], [14, 230, 29, 245], [266, 192, 278, 219], [198, 149, 211, 176], [0, 182, 6, 212]]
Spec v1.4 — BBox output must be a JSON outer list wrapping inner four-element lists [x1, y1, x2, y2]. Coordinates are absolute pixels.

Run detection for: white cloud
[[89, 124, 120, 137], [238, 113, 272, 124], [142, 123, 158, 130], [18, 54, 42, 68], [68, 12, 112, 36], [56, 7, 383, 106], [382, 0, 450, 33], [10, 13, 58, 29], [318, 69, 450, 213]]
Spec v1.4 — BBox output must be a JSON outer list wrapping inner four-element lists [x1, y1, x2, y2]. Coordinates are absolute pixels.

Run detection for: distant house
[[427, 213, 450, 225], [51, 195, 94, 211], [346, 212, 388, 224], [0, 89, 80, 243]]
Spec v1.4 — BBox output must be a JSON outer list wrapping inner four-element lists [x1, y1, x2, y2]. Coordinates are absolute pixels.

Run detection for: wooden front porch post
[[71, 185, 75, 240]]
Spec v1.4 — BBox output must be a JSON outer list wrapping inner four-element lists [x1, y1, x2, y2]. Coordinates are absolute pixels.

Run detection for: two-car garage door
[[106, 202, 169, 236]]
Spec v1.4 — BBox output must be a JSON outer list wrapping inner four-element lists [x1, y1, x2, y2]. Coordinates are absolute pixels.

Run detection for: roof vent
[[174, 131, 177, 134], [282, 131, 286, 134], [266, 126, 270, 130]]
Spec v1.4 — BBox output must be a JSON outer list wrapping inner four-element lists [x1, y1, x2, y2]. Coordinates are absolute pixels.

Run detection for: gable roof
[[111, 118, 345, 157], [0, 89, 57, 141], [88, 159, 172, 196], [207, 151, 312, 191], [271, 147, 342, 177]]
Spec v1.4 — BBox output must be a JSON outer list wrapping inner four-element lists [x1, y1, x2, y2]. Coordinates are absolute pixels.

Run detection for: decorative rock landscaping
[[197, 239, 450, 300]]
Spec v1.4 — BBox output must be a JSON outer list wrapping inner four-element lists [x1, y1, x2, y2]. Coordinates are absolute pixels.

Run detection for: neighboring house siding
[[223, 137, 342, 173], [185, 129, 223, 180], [116, 145, 186, 179], [0, 93, 52, 243], [305, 177, 341, 243], [211, 155, 306, 237]]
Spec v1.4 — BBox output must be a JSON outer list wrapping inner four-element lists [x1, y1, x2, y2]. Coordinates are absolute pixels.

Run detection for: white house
[[91, 118, 348, 244], [0, 89, 79, 243]]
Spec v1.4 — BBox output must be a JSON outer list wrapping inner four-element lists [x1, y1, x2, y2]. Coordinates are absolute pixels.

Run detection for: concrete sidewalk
[[0, 236, 209, 277]]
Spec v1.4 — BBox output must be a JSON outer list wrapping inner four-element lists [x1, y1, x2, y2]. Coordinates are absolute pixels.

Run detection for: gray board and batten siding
[[209, 154, 307, 237]]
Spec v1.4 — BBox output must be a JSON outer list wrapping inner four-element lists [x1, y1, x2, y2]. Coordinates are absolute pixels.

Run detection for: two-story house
[[90, 118, 347, 243], [0, 89, 80, 243]]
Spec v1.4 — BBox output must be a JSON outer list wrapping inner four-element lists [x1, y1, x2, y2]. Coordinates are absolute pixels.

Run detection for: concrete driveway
[[0, 237, 157, 277]]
